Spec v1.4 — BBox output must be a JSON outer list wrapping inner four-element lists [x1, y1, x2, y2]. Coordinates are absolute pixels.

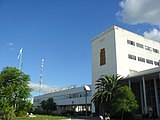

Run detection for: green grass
[[13, 115, 70, 120]]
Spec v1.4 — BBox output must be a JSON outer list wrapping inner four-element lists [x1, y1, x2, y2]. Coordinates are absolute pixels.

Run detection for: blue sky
[[0, 0, 160, 95]]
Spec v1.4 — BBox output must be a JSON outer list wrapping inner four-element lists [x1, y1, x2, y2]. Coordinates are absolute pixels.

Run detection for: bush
[[15, 111, 27, 117]]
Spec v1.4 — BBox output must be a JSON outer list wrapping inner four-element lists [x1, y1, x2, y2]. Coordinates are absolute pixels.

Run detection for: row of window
[[53, 91, 91, 100], [34, 91, 92, 102], [128, 54, 160, 66], [127, 40, 159, 54]]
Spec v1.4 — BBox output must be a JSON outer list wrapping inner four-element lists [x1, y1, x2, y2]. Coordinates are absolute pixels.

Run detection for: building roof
[[125, 67, 160, 79], [91, 25, 160, 44]]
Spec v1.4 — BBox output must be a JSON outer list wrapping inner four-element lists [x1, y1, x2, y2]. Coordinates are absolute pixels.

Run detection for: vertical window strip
[[100, 48, 106, 66]]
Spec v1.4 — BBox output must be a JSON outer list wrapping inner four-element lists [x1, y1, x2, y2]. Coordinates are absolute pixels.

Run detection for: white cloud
[[117, 0, 160, 25], [29, 82, 60, 93], [117, 0, 160, 42], [6, 42, 15, 50], [144, 28, 160, 42]]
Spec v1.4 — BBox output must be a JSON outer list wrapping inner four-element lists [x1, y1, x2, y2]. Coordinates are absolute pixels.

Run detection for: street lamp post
[[84, 85, 90, 120]]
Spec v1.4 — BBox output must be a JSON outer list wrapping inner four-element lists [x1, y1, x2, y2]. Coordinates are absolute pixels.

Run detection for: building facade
[[123, 67, 160, 117], [33, 85, 92, 114], [91, 26, 160, 114]]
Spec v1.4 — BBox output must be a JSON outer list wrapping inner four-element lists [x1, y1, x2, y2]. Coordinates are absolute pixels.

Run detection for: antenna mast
[[39, 58, 44, 95]]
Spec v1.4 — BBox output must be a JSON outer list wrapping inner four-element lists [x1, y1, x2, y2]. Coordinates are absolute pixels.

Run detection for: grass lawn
[[13, 115, 71, 120]]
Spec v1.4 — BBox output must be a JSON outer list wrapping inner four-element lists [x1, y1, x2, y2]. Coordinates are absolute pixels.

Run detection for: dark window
[[136, 43, 144, 48], [127, 40, 135, 46], [146, 59, 153, 64], [128, 54, 136, 60], [145, 46, 152, 51], [153, 48, 159, 54], [100, 48, 106, 66], [154, 61, 159, 66], [138, 57, 145, 62], [145, 80, 156, 113]]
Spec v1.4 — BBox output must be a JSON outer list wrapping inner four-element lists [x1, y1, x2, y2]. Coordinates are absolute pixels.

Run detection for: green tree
[[92, 74, 123, 103], [41, 100, 47, 111], [40, 98, 57, 114], [112, 86, 139, 120], [46, 98, 57, 112], [0, 67, 32, 119], [91, 74, 123, 114]]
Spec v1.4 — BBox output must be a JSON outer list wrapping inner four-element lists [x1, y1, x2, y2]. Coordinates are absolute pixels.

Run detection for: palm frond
[[92, 74, 124, 103]]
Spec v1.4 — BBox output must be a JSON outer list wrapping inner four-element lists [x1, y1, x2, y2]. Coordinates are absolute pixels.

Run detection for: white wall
[[115, 26, 160, 77], [91, 27, 117, 112], [33, 86, 92, 109]]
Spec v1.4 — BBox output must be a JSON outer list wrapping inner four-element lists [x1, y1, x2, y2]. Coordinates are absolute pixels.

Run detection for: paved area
[[70, 116, 160, 120]]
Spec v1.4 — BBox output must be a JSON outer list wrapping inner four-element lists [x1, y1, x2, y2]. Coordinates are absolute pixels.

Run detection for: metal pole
[[84, 85, 90, 120], [85, 90, 87, 120], [39, 67, 42, 94]]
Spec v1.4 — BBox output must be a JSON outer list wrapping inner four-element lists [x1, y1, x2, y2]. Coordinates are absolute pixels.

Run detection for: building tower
[[91, 26, 160, 113]]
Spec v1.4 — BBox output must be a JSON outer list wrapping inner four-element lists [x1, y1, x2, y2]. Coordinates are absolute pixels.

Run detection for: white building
[[33, 85, 92, 114], [33, 25, 160, 117], [92, 26, 160, 114]]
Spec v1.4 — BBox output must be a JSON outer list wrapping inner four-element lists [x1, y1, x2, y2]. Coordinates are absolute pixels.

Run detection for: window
[[127, 40, 135, 46], [128, 54, 136, 60], [138, 57, 145, 62], [153, 48, 159, 54], [100, 48, 106, 66], [146, 59, 153, 64], [145, 46, 152, 51], [136, 43, 144, 48], [154, 61, 159, 66]]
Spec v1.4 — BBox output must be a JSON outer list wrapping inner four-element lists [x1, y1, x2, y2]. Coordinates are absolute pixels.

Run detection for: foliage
[[0, 101, 15, 120], [112, 86, 139, 120], [40, 98, 57, 114], [46, 98, 57, 112], [41, 100, 47, 110], [91, 74, 123, 103], [0, 67, 32, 119], [15, 101, 33, 116]]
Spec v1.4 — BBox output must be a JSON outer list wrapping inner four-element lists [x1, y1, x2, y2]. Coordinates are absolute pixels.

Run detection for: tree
[[0, 67, 32, 119], [41, 100, 47, 111], [92, 74, 123, 103], [112, 86, 139, 120], [46, 98, 57, 112], [91, 74, 123, 114], [40, 98, 57, 114]]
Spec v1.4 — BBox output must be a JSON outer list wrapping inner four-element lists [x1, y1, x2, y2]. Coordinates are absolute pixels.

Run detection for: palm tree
[[91, 74, 123, 114]]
